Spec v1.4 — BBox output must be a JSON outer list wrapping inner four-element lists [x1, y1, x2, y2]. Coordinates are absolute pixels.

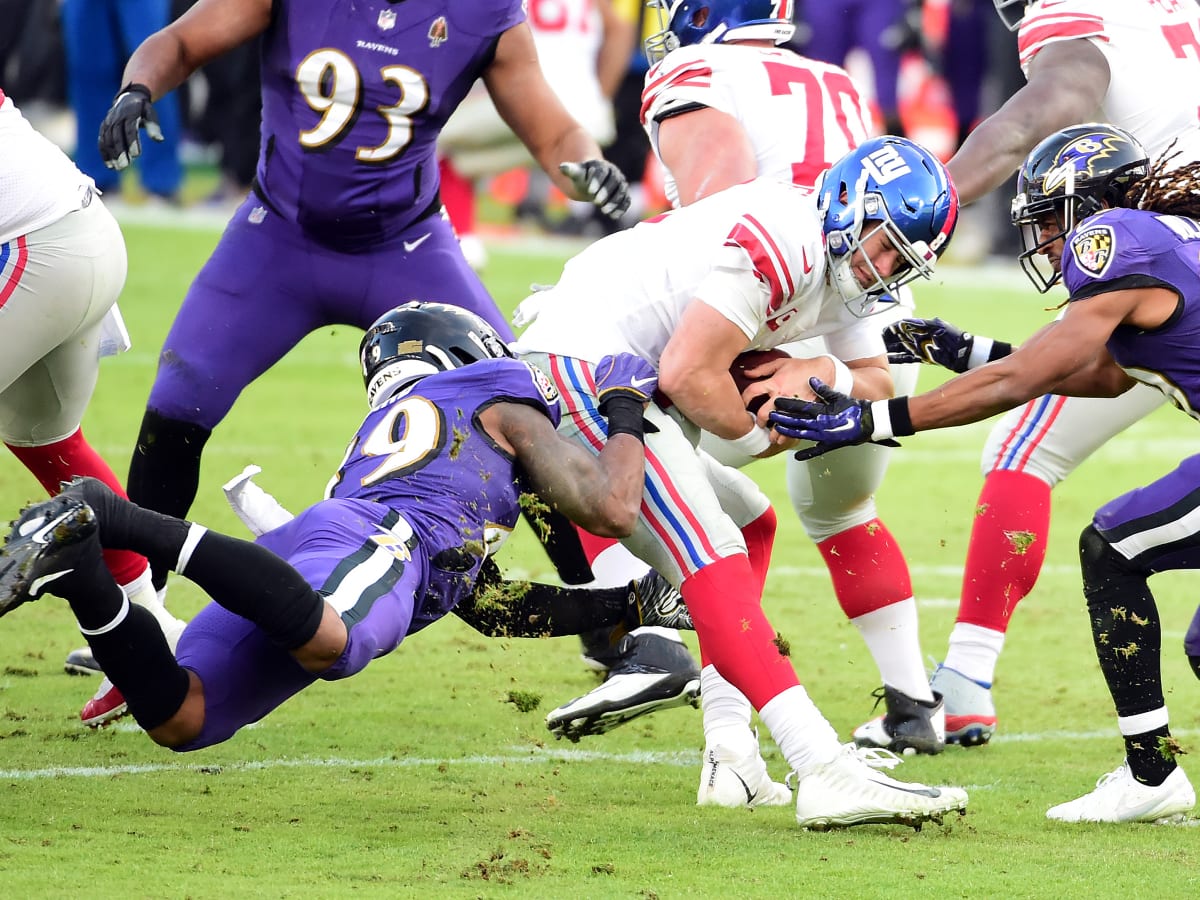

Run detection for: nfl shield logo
[[377, 9, 396, 31]]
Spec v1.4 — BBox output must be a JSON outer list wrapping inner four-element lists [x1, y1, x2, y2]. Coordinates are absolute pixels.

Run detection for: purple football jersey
[[258, 0, 525, 245], [1063, 207, 1200, 417], [327, 357, 562, 620]]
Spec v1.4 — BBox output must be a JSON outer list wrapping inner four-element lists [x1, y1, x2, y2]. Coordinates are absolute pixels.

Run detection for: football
[[731, 348, 790, 413]]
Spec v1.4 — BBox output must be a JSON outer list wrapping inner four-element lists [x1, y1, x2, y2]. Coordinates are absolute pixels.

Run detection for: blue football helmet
[[645, 0, 796, 63], [818, 136, 959, 317], [1010, 123, 1148, 292], [360, 301, 512, 408]]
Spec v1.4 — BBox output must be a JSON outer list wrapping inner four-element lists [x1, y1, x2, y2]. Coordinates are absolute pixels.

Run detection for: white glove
[[222, 464, 295, 536]]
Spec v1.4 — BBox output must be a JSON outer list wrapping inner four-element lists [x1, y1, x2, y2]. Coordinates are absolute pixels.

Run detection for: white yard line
[[3, 728, 1196, 781]]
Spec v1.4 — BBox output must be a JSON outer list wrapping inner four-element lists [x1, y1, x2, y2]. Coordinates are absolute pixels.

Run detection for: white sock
[[758, 685, 842, 773], [120, 567, 187, 654], [699, 665, 756, 754], [943, 622, 1005, 687], [850, 599, 933, 702]]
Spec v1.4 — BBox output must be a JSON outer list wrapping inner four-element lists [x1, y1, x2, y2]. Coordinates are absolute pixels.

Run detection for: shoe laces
[[1095, 761, 1134, 791], [865, 686, 887, 714]]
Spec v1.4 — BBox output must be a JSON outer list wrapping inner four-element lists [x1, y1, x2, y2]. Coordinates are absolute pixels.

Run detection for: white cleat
[[697, 743, 791, 809], [791, 744, 968, 831], [1046, 761, 1195, 824]]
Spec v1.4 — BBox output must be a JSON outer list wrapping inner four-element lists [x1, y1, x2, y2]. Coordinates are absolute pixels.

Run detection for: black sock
[[127, 411, 212, 590], [69, 478, 191, 577], [84, 603, 190, 732], [181, 530, 325, 650], [1081, 526, 1165, 719], [1124, 725, 1178, 787]]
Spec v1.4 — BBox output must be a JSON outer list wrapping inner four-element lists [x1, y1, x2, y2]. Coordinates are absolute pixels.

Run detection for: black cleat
[[628, 570, 694, 631], [0, 496, 97, 618]]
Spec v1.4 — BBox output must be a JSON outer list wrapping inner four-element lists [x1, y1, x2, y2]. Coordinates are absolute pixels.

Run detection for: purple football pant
[[146, 199, 511, 430], [800, 0, 904, 118], [173, 498, 429, 751]]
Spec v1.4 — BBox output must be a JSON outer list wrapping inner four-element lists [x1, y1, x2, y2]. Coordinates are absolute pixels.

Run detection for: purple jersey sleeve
[[257, 0, 526, 247]]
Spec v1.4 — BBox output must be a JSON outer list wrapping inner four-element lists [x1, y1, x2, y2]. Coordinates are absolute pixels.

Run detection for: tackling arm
[[489, 403, 646, 538], [119, 0, 273, 98], [947, 40, 1110, 205]]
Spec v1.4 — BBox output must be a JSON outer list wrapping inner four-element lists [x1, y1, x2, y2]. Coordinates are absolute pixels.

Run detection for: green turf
[[1, 223, 1198, 898]]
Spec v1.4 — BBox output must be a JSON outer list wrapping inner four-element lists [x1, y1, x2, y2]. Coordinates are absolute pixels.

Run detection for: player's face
[[1033, 209, 1067, 273], [853, 223, 910, 287]]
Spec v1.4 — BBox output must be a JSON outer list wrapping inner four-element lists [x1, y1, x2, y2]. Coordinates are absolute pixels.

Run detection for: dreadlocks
[[1126, 150, 1200, 219]]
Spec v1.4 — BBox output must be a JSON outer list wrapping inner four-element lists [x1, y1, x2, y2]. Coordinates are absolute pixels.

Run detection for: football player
[[513, 136, 970, 830], [0, 303, 654, 753], [79, 0, 633, 721], [771, 123, 1199, 824], [887, 0, 1200, 748], [0, 87, 187, 720], [547, 0, 946, 769]]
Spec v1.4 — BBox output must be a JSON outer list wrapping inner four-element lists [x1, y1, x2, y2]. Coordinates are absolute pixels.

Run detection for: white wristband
[[729, 423, 772, 457], [867, 399, 894, 440], [966, 336, 995, 370], [821, 355, 855, 395]]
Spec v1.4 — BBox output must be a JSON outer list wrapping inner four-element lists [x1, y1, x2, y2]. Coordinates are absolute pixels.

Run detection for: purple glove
[[594, 353, 657, 406], [769, 378, 900, 460]]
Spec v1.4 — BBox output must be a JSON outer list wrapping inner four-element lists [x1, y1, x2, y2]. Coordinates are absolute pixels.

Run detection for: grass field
[[1, 218, 1199, 898]]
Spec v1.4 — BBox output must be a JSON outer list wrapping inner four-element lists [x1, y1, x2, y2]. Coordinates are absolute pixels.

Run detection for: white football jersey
[[641, 43, 874, 207], [1018, 0, 1200, 160], [0, 90, 95, 245], [512, 178, 885, 366]]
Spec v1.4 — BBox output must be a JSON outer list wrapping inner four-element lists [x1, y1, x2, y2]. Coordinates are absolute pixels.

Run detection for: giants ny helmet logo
[[861, 145, 912, 185]]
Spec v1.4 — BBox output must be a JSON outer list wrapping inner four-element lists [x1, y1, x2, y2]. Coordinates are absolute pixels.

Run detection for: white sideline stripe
[[4, 729, 1198, 781]]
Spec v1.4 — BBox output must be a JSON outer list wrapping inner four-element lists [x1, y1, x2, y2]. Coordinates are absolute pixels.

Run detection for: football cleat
[[628, 570, 693, 631], [548, 632, 701, 741], [64, 646, 103, 676], [853, 685, 945, 755], [0, 495, 97, 618], [930, 664, 997, 746], [1046, 761, 1196, 824], [697, 738, 792, 809], [791, 744, 969, 831], [578, 626, 626, 673], [80, 677, 130, 728]]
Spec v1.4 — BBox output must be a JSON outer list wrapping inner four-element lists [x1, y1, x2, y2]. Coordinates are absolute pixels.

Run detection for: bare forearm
[[121, 32, 196, 98], [541, 435, 645, 536], [669, 374, 758, 440]]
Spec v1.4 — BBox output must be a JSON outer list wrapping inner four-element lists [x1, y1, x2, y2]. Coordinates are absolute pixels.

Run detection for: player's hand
[[560, 160, 631, 219], [98, 84, 163, 170], [883, 317, 977, 372], [594, 353, 657, 407], [769, 378, 899, 460]]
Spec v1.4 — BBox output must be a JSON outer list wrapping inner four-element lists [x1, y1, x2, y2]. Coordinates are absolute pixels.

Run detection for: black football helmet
[[993, 0, 1029, 32], [1011, 123, 1148, 292], [359, 301, 512, 408]]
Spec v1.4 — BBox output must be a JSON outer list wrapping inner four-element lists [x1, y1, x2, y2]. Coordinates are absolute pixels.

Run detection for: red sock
[[6, 429, 148, 585], [576, 527, 620, 565], [682, 555, 798, 709], [957, 469, 1051, 632], [438, 157, 476, 236], [741, 506, 776, 595], [816, 518, 912, 619]]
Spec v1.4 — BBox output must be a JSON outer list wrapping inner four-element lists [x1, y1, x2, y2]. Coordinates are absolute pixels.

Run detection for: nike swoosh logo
[[630, 376, 655, 388], [18, 509, 78, 545], [801, 246, 813, 274], [31, 569, 73, 596], [867, 775, 942, 798], [404, 233, 432, 253], [731, 768, 756, 805]]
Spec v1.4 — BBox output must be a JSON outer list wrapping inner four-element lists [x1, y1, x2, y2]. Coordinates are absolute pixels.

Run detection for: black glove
[[883, 317, 1012, 372], [560, 160, 631, 220], [98, 83, 164, 171], [769, 378, 901, 461]]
